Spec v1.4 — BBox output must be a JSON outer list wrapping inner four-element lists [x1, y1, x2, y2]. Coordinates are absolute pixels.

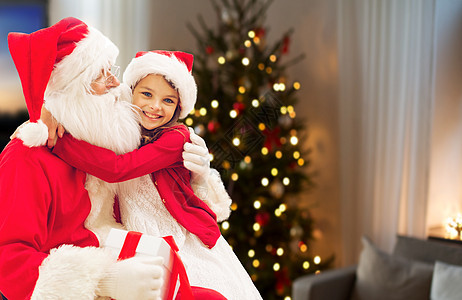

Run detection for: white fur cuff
[[31, 245, 116, 299], [196, 169, 232, 222]]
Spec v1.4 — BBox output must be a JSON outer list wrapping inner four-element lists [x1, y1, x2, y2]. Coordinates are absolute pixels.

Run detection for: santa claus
[[0, 17, 230, 300]]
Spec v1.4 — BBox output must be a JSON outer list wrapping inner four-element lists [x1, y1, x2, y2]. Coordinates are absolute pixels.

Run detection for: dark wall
[[0, 111, 28, 151]]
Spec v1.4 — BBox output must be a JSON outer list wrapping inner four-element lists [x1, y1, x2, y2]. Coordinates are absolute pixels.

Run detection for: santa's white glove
[[183, 127, 211, 198], [96, 256, 164, 300]]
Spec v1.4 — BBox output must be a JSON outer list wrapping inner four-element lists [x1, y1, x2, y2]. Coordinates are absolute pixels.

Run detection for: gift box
[[104, 228, 180, 299]]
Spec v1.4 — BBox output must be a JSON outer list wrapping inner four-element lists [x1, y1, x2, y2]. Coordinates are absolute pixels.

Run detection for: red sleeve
[[53, 126, 189, 183], [0, 142, 50, 299]]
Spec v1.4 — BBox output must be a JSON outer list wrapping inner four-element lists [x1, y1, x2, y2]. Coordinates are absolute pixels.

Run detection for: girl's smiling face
[[132, 74, 179, 130]]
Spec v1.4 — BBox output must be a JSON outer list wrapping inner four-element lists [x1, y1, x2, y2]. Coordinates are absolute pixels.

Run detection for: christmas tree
[[187, 0, 332, 298]]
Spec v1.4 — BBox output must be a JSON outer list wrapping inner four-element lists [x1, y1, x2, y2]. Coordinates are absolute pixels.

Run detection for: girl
[[52, 50, 262, 300]]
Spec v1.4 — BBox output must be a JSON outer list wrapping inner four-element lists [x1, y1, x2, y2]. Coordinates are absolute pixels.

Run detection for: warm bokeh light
[[231, 173, 239, 181], [211, 100, 219, 108], [254, 200, 261, 209]]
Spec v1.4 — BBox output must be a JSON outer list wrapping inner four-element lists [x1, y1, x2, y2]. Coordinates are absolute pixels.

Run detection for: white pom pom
[[17, 120, 48, 147]]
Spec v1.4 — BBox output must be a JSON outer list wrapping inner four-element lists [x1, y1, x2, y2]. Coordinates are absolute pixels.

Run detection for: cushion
[[430, 261, 462, 300], [393, 235, 462, 266], [350, 236, 434, 300]]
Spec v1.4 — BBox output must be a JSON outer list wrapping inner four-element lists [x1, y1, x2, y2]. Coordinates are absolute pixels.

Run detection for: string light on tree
[[248, 249, 255, 258], [273, 263, 281, 271], [222, 221, 230, 231], [314, 256, 322, 265], [271, 168, 278, 176], [293, 151, 300, 159], [254, 200, 262, 209], [276, 248, 284, 256], [217, 56, 226, 64], [211, 100, 219, 108], [290, 136, 299, 145], [275, 151, 282, 159], [231, 173, 239, 181]]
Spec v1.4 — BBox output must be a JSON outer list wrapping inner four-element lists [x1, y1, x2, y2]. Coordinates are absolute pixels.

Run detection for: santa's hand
[[183, 127, 211, 188], [40, 106, 65, 148], [97, 256, 164, 300]]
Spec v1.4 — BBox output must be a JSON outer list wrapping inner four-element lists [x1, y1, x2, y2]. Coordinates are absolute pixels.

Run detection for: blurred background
[[1, 0, 462, 299]]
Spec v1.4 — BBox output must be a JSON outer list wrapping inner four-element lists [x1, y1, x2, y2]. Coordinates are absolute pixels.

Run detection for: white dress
[[117, 175, 262, 300]]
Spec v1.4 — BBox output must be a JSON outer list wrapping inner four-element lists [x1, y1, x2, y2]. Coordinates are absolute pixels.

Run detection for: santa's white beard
[[45, 84, 141, 154], [45, 84, 142, 243]]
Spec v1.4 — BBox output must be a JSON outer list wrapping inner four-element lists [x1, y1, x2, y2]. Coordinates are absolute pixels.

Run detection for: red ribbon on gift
[[117, 231, 194, 300], [162, 235, 194, 300]]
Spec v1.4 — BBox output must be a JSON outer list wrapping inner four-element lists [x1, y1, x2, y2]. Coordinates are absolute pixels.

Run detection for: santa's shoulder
[[1, 138, 67, 170]]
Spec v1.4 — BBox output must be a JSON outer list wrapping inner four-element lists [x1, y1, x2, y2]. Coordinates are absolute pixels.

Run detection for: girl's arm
[[52, 128, 187, 183]]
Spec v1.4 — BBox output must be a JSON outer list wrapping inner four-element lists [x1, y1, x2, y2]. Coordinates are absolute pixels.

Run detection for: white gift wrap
[[104, 228, 178, 299]]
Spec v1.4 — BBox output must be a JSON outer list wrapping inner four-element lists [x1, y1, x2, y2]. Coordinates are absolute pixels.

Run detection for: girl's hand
[[40, 106, 65, 148]]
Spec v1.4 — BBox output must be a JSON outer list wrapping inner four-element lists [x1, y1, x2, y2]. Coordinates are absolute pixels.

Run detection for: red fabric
[[136, 50, 194, 72], [0, 139, 99, 300], [114, 196, 122, 223], [7, 17, 87, 122], [117, 231, 142, 260], [178, 287, 228, 300], [53, 125, 220, 248], [162, 236, 194, 300]]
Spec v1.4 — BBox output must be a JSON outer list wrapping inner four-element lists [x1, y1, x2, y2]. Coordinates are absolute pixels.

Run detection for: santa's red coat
[[0, 139, 111, 299]]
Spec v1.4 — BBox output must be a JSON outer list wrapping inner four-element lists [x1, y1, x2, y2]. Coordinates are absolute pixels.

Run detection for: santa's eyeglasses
[[93, 65, 120, 86]]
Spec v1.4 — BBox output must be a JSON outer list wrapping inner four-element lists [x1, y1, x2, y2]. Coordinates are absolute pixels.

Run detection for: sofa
[[292, 235, 462, 300]]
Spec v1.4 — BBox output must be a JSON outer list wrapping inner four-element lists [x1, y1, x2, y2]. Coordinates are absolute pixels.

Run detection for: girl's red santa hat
[[8, 17, 119, 146], [123, 50, 197, 119]]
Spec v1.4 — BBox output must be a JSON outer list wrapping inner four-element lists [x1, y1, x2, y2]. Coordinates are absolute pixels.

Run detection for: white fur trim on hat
[[45, 26, 119, 98], [123, 52, 197, 119], [17, 120, 48, 147]]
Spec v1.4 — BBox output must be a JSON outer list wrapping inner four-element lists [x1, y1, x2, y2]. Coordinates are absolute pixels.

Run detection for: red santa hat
[[8, 17, 119, 146], [123, 50, 197, 119]]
